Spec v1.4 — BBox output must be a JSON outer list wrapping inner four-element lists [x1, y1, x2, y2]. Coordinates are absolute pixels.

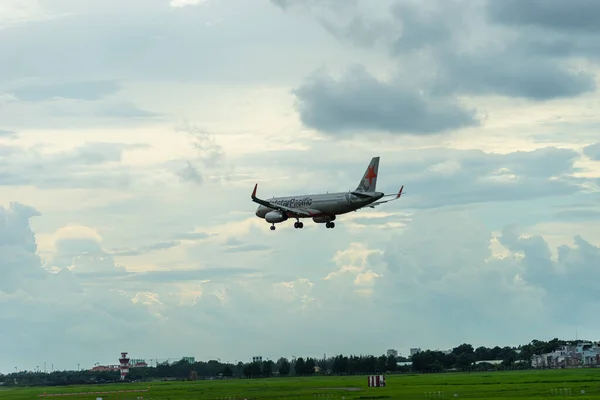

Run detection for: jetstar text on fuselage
[[271, 197, 313, 207]]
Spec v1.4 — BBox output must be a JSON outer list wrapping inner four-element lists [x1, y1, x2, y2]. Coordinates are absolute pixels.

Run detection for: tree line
[[0, 338, 575, 387]]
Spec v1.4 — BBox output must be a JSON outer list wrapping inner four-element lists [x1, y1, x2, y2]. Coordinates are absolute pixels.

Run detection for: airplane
[[251, 156, 404, 231]]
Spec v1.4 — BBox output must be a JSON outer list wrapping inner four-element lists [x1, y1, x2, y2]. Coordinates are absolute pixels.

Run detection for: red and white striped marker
[[367, 375, 386, 387]]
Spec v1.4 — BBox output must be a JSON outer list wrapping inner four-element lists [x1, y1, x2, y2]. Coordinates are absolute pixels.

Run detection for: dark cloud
[[486, 147, 580, 177], [391, 0, 597, 100], [388, 0, 455, 53], [583, 143, 600, 161], [317, 14, 392, 49], [486, 0, 600, 33], [431, 50, 596, 100], [5, 80, 122, 101], [293, 66, 478, 136], [279, 0, 599, 134]]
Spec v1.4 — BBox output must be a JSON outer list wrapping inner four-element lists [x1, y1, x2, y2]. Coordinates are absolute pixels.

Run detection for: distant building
[[531, 342, 600, 369], [410, 348, 421, 356], [182, 357, 195, 364], [133, 361, 148, 368], [387, 349, 398, 358], [89, 365, 119, 372], [129, 358, 148, 368], [252, 356, 263, 363]]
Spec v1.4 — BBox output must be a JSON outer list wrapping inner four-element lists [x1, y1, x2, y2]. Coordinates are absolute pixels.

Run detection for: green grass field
[[2, 369, 599, 400]]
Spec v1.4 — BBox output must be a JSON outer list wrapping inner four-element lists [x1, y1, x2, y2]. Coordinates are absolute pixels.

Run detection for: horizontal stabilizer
[[368, 186, 404, 208]]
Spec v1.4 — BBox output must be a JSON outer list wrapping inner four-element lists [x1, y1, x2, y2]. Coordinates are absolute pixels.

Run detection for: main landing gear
[[269, 221, 304, 230], [268, 220, 330, 231]]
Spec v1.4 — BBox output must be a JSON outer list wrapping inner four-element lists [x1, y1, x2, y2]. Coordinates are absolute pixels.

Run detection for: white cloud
[[0, 0, 66, 28], [170, 0, 207, 7], [2, 0, 600, 373]]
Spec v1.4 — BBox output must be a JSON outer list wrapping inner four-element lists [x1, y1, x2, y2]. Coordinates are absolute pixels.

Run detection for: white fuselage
[[254, 190, 384, 222]]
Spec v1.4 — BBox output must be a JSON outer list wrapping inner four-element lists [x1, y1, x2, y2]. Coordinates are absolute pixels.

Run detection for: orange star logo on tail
[[365, 165, 377, 185]]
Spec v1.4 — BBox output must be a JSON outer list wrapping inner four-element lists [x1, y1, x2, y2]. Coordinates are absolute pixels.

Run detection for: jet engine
[[312, 215, 335, 223], [265, 210, 288, 223]]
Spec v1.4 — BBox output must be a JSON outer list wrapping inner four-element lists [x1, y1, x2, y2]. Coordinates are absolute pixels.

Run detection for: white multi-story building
[[531, 342, 600, 368], [387, 349, 398, 358], [410, 348, 421, 356]]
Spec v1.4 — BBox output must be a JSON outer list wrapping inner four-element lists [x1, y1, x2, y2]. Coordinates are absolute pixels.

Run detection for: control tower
[[119, 352, 130, 380]]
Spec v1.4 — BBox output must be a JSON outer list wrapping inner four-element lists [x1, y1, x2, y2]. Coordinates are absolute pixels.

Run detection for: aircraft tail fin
[[355, 156, 380, 192]]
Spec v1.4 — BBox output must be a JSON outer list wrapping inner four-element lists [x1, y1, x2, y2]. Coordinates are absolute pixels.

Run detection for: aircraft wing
[[251, 184, 317, 217], [368, 185, 404, 208]]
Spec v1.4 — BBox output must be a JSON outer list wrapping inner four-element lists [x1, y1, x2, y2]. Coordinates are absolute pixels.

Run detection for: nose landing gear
[[294, 219, 304, 229], [325, 221, 335, 228]]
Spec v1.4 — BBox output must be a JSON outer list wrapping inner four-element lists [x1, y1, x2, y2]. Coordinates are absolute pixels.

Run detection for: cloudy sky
[[2, 0, 600, 373]]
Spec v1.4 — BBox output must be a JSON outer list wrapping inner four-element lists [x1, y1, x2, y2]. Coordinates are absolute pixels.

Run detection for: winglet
[[251, 183, 258, 199], [396, 185, 404, 199]]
